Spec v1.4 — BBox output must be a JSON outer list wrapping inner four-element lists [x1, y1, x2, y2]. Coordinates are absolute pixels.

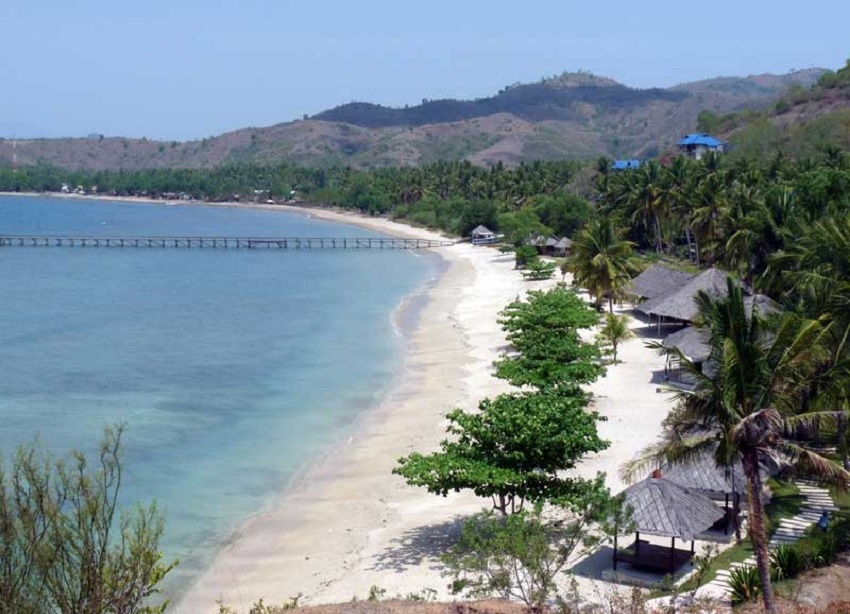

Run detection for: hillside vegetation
[[698, 60, 850, 158], [0, 69, 823, 171]]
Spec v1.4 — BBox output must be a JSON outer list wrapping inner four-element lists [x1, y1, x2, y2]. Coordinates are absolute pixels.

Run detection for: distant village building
[[612, 159, 641, 170], [553, 237, 572, 257], [678, 134, 726, 160], [470, 225, 497, 245]]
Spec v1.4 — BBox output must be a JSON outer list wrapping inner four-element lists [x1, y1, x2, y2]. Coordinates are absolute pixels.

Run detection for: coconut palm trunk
[[741, 447, 776, 613]]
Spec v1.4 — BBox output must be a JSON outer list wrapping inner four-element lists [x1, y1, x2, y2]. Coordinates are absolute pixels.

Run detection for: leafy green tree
[[596, 313, 634, 363], [495, 288, 603, 389], [521, 259, 556, 280], [568, 218, 640, 312], [0, 426, 175, 614], [443, 488, 625, 610], [394, 388, 609, 515], [513, 245, 539, 269]]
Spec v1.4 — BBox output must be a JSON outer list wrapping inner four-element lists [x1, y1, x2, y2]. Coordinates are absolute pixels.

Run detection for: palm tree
[[623, 277, 850, 613], [568, 218, 641, 312], [597, 313, 634, 363]]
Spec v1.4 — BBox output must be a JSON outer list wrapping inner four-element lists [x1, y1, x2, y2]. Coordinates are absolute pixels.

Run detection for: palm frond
[[779, 441, 850, 489], [619, 433, 717, 484], [784, 410, 850, 431]]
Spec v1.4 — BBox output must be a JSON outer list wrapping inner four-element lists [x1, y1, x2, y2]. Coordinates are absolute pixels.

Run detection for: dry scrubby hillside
[[713, 61, 850, 157], [0, 69, 824, 171]]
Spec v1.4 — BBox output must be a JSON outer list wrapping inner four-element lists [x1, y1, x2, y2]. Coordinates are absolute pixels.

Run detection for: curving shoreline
[[172, 216, 546, 611], [3, 192, 675, 609]]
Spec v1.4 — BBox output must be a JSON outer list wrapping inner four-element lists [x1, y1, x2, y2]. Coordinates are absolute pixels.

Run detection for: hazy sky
[[2, 0, 848, 140]]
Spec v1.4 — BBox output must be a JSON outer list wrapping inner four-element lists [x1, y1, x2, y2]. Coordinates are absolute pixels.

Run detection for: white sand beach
[[170, 208, 675, 613]]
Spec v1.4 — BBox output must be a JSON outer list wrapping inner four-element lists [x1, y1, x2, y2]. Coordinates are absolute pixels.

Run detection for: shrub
[[770, 543, 805, 580], [522, 259, 556, 280], [515, 245, 540, 269], [728, 564, 761, 605], [797, 531, 839, 569]]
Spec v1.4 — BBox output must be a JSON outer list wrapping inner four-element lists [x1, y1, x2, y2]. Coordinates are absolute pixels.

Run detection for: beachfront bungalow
[[553, 237, 572, 257], [677, 133, 726, 160], [470, 225, 497, 245], [627, 264, 696, 303], [664, 450, 746, 541], [611, 471, 724, 578], [529, 235, 561, 256], [636, 267, 729, 325]]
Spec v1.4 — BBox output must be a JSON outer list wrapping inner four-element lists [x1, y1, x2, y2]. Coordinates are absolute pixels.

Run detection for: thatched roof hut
[[612, 473, 726, 573], [661, 326, 710, 363], [664, 451, 746, 497], [553, 237, 572, 256], [637, 268, 730, 322], [661, 293, 780, 361], [628, 265, 696, 301], [471, 225, 496, 245], [622, 475, 724, 540]]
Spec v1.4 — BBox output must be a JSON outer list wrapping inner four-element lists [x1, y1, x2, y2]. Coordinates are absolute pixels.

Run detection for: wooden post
[[613, 533, 618, 570], [671, 536, 676, 572]]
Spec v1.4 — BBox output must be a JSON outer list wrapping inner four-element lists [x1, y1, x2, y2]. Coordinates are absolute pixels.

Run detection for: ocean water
[[0, 195, 433, 594]]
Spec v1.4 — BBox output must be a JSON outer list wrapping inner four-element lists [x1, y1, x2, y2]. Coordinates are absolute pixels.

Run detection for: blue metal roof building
[[678, 133, 726, 159], [612, 159, 641, 170], [678, 134, 724, 147]]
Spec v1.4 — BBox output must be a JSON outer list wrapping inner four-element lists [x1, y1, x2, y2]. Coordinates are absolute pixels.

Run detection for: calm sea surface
[[0, 195, 433, 595]]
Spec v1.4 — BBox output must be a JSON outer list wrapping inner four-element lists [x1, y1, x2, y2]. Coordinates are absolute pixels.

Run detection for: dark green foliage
[[729, 564, 762, 605], [521, 259, 556, 280], [769, 543, 805, 581], [513, 245, 539, 269], [0, 426, 175, 614], [393, 388, 609, 515], [495, 288, 604, 389]]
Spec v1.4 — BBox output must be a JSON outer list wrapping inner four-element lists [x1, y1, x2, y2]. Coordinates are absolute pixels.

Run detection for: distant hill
[[0, 68, 826, 171], [715, 61, 850, 158]]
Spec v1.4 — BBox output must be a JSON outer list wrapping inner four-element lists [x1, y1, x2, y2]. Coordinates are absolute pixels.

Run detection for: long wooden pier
[[0, 235, 455, 250]]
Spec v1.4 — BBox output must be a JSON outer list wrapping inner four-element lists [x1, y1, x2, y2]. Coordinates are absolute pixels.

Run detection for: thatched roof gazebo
[[614, 472, 724, 573], [627, 265, 696, 302], [636, 268, 730, 323], [661, 326, 710, 363], [664, 450, 747, 539]]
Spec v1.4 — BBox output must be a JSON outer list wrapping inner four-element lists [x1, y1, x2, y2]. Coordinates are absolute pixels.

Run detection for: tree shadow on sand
[[369, 517, 465, 573]]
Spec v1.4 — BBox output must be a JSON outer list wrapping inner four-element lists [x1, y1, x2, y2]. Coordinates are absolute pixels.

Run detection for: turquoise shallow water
[[0, 195, 433, 595]]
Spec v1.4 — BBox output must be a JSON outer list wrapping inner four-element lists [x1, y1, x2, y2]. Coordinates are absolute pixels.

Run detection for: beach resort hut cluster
[[529, 235, 572, 257], [627, 264, 779, 379]]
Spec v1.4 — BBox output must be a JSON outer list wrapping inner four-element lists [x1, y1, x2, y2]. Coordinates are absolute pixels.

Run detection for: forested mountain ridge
[[0, 69, 824, 171]]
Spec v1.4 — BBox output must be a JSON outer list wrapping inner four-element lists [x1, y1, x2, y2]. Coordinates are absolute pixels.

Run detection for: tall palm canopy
[[568, 218, 641, 312]]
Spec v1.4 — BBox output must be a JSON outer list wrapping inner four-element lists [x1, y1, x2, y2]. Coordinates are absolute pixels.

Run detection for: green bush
[[797, 531, 839, 569], [522, 260, 557, 280], [728, 564, 761, 605], [515, 246, 539, 269], [770, 543, 805, 580]]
